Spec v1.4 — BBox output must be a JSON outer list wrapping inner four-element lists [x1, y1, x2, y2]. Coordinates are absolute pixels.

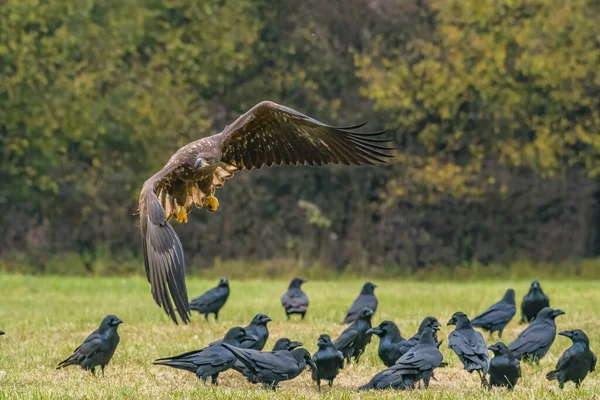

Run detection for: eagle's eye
[[194, 158, 209, 168]]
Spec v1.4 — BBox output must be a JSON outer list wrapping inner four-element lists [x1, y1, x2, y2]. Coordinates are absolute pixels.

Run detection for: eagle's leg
[[175, 206, 188, 223], [204, 195, 219, 212]]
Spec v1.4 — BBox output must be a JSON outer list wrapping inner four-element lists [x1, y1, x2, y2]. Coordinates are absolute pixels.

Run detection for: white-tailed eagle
[[139, 101, 395, 324]]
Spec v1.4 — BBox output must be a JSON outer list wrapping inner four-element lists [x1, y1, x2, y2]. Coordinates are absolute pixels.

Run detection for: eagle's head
[[194, 155, 220, 170]]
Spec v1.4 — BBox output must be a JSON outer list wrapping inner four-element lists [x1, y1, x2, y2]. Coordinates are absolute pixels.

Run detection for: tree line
[[1, 0, 599, 273]]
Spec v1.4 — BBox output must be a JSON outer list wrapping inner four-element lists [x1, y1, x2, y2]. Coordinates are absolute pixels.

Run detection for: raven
[[521, 280, 550, 323], [223, 344, 316, 390], [343, 282, 378, 324], [471, 288, 516, 338], [189, 277, 230, 320], [546, 329, 597, 389], [312, 334, 344, 391], [232, 337, 303, 382], [240, 313, 272, 350], [488, 342, 521, 389], [359, 327, 445, 390], [153, 326, 246, 384], [56, 315, 122, 376], [509, 307, 565, 363], [447, 312, 490, 387], [334, 308, 373, 363], [399, 317, 441, 355], [368, 321, 406, 367], [280, 278, 309, 320]]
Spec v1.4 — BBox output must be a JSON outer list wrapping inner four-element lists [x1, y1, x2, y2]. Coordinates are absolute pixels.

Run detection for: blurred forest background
[[2, 0, 600, 277]]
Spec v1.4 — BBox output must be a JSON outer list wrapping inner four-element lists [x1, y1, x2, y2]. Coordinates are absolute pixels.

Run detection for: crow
[[239, 313, 272, 350], [153, 326, 246, 384], [209, 313, 272, 350], [487, 342, 521, 389], [368, 321, 406, 367], [359, 327, 445, 390], [56, 315, 122, 376], [232, 337, 303, 382], [312, 334, 344, 391], [521, 280, 550, 323], [509, 307, 565, 363], [271, 338, 303, 351], [546, 329, 597, 389], [280, 278, 309, 320], [334, 308, 373, 363], [222, 344, 316, 390], [447, 312, 490, 387], [343, 282, 378, 324], [189, 277, 230, 320], [399, 317, 442, 355], [471, 288, 516, 338]]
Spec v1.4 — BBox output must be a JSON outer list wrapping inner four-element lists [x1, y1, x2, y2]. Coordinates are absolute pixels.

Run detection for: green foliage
[[358, 0, 600, 201], [2, 0, 600, 272]]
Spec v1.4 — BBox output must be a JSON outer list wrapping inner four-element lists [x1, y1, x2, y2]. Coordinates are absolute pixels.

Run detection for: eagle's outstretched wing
[[216, 101, 395, 169], [139, 166, 190, 324]]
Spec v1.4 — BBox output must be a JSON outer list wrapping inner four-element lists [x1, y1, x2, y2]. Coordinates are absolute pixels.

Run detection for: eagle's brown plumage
[[139, 101, 395, 324]]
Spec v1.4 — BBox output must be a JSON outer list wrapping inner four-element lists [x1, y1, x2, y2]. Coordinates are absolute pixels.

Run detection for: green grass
[[0, 274, 598, 399]]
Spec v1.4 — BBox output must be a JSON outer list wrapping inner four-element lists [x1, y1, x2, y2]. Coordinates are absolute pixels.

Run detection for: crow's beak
[[558, 330, 572, 338], [366, 328, 383, 336], [432, 321, 442, 329], [113, 318, 123, 326], [307, 359, 317, 371], [0, 330, 4, 335], [263, 316, 272, 323], [487, 344, 498, 351], [446, 318, 455, 326], [288, 341, 303, 350], [553, 309, 566, 317]]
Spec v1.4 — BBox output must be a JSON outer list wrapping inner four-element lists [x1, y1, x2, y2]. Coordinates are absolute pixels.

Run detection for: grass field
[[0, 274, 598, 399]]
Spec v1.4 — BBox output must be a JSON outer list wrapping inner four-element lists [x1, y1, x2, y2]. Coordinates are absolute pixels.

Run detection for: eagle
[[139, 101, 395, 324]]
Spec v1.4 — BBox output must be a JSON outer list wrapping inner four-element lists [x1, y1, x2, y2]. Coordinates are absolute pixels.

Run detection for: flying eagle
[[139, 101, 395, 324]]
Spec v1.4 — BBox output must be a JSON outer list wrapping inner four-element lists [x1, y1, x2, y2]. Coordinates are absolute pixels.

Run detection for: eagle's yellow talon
[[175, 207, 188, 223], [204, 195, 219, 212]]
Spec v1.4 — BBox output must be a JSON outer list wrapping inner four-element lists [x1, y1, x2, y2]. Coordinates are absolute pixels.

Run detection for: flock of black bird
[[2, 279, 595, 392]]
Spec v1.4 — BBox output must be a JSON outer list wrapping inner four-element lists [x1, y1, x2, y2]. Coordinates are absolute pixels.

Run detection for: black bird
[[509, 307, 565, 362], [368, 321, 406, 367], [521, 280, 550, 323], [209, 313, 272, 350], [471, 289, 516, 338], [359, 327, 445, 390], [487, 342, 521, 389], [399, 317, 442, 355], [271, 338, 304, 351], [231, 337, 303, 382], [222, 344, 316, 390], [280, 278, 309, 320], [447, 312, 490, 387], [334, 308, 374, 363], [153, 326, 246, 384], [56, 315, 122, 376], [189, 277, 230, 320], [546, 329, 597, 389], [312, 334, 345, 391], [343, 282, 378, 324], [0, 330, 4, 335], [239, 313, 272, 350]]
